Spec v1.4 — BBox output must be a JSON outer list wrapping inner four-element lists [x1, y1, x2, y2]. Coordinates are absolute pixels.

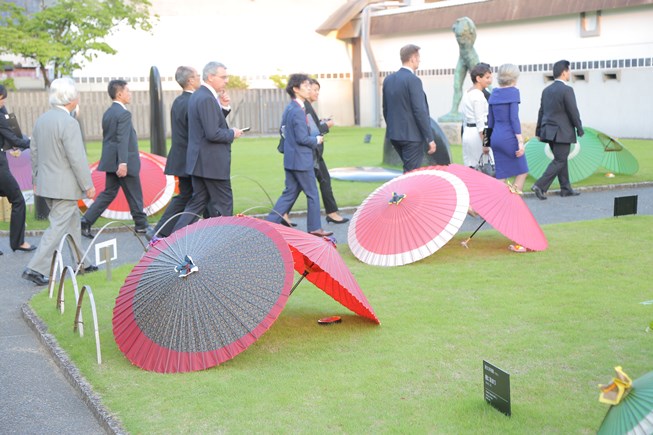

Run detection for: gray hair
[[497, 63, 520, 86], [202, 61, 227, 81], [175, 66, 196, 88], [49, 77, 79, 106]]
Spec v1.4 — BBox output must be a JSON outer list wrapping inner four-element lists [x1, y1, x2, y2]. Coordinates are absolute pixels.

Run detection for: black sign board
[[614, 195, 638, 217], [483, 360, 511, 417]]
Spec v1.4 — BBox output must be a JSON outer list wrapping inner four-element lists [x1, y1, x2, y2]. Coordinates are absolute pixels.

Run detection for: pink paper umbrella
[[347, 169, 470, 267], [113, 216, 295, 373], [81, 151, 175, 220]]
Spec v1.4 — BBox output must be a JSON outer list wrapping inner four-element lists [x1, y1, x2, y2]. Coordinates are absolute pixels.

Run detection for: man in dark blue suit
[[266, 74, 332, 237], [147, 66, 201, 239], [532, 59, 584, 200], [172, 61, 244, 232], [81, 79, 151, 237], [382, 44, 436, 173]]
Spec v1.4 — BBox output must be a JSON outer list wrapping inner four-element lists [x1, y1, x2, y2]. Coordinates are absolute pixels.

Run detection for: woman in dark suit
[[0, 85, 36, 254]]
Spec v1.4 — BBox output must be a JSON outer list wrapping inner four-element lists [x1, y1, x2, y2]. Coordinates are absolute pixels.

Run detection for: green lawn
[[29, 216, 653, 433], [3, 127, 651, 232]]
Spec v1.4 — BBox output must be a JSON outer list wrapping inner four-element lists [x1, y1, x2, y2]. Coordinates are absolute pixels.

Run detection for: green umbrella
[[598, 368, 653, 434], [586, 127, 640, 175], [525, 129, 605, 185]]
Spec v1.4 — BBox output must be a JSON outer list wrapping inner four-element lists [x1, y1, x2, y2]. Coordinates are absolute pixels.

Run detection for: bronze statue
[[439, 17, 480, 122]]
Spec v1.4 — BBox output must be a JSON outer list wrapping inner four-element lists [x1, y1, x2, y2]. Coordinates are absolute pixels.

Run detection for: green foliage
[[0, 77, 16, 90], [29, 216, 653, 433], [269, 73, 288, 89], [225, 75, 249, 90], [0, 0, 158, 87]]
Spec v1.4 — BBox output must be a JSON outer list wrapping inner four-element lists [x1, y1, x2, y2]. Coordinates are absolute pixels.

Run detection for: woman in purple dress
[[487, 63, 528, 194]]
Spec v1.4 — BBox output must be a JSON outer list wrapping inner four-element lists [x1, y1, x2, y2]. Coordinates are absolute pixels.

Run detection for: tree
[[0, 0, 157, 87], [226, 75, 249, 90]]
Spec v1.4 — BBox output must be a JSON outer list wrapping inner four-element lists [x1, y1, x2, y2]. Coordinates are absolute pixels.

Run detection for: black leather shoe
[[81, 217, 94, 239], [81, 264, 99, 274], [326, 216, 350, 224], [22, 269, 49, 286], [0, 250, 3, 256], [531, 185, 547, 200], [13, 244, 37, 252], [145, 226, 156, 241], [560, 190, 581, 197], [135, 225, 153, 234]]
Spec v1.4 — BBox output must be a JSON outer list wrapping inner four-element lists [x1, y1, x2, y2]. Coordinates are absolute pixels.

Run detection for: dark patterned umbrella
[[112, 216, 295, 373]]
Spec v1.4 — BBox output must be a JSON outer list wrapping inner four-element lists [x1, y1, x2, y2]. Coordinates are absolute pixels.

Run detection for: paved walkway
[[1, 183, 651, 433]]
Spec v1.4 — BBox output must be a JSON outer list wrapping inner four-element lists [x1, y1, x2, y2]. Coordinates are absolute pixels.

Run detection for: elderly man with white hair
[[22, 77, 97, 286]]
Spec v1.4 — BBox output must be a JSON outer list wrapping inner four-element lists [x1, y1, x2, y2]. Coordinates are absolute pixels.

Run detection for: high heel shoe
[[14, 244, 37, 252], [326, 215, 349, 224]]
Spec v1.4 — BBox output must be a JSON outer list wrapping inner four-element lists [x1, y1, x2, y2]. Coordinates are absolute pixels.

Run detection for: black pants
[[172, 175, 232, 232], [534, 142, 573, 193], [391, 140, 423, 173], [153, 175, 193, 237], [0, 162, 27, 250], [83, 172, 148, 227], [315, 155, 338, 214]]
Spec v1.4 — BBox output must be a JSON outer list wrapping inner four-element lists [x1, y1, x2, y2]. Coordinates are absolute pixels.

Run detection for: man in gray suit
[[532, 60, 584, 200], [171, 61, 244, 233], [81, 79, 151, 237], [382, 44, 436, 173], [22, 78, 97, 286]]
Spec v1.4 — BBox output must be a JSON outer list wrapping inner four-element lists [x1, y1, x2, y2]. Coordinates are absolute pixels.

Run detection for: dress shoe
[[326, 215, 350, 224], [81, 264, 99, 274], [81, 217, 94, 239], [560, 190, 581, 197], [309, 229, 333, 237], [135, 224, 154, 235], [22, 268, 49, 286], [531, 185, 547, 200], [0, 250, 3, 255], [145, 226, 156, 241], [13, 244, 37, 252]]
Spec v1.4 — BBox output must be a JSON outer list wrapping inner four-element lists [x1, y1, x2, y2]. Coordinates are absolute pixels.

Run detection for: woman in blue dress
[[487, 63, 528, 194]]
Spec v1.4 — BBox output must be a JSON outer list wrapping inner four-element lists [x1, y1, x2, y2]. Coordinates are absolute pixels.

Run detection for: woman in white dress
[[461, 63, 493, 168]]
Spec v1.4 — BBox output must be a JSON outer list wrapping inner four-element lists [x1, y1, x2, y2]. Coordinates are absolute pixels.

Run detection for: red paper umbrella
[[113, 217, 295, 373], [422, 164, 548, 251], [81, 151, 175, 220], [248, 217, 379, 324], [347, 169, 470, 267], [6, 148, 32, 191]]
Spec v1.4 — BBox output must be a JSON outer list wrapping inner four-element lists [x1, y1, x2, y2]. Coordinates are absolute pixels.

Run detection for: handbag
[[482, 127, 492, 148], [475, 153, 495, 177]]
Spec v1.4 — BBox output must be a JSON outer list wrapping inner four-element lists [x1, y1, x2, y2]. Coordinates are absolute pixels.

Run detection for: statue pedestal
[[438, 122, 463, 146]]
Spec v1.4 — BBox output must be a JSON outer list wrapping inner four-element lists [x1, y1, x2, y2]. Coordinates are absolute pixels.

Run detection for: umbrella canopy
[[347, 169, 469, 267], [6, 148, 32, 191], [598, 368, 653, 434], [81, 151, 175, 220], [257, 218, 379, 324], [424, 164, 548, 251], [588, 127, 640, 175], [113, 216, 295, 373], [525, 131, 605, 184]]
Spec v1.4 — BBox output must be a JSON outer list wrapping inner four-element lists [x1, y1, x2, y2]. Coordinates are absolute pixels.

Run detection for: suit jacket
[[165, 91, 192, 177], [536, 80, 584, 144], [305, 101, 328, 157], [31, 107, 93, 200], [186, 85, 234, 180], [0, 107, 30, 152], [97, 102, 140, 175], [280, 100, 319, 171], [382, 67, 434, 144]]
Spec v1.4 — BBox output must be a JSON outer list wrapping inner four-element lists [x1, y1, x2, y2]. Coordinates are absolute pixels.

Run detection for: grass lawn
[[3, 127, 652, 232], [29, 216, 653, 433]]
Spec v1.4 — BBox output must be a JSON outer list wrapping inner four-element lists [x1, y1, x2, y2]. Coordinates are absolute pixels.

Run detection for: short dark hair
[[108, 79, 128, 100], [553, 60, 570, 79], [469, 63, 492, 84], [400, 44, 420, 64], [309, 78, 320, 88], [286, 73, 310, 98], [0, 84, 7, 100]]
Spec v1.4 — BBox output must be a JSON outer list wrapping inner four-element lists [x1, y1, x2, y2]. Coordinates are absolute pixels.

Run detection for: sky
[[78, 0, 352, 80]]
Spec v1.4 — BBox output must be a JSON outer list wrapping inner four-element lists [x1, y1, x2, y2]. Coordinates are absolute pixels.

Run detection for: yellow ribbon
[[598, 366, 632, 405]]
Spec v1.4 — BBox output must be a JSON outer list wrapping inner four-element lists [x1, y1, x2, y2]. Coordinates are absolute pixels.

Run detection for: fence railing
[[7, 88, 288, 141]]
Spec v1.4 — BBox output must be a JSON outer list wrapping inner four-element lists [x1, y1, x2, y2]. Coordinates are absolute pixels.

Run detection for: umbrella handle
[[289, 271, 309, 295], [460, 220, 486, 248]]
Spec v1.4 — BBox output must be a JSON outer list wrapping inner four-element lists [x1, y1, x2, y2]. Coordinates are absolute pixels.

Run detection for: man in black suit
[[532, 60, 584, 200], [171, 61, 244, 232], [81, 79, 152, 237], [382, 44, 436, 173], [147, 66, 201, 239]]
